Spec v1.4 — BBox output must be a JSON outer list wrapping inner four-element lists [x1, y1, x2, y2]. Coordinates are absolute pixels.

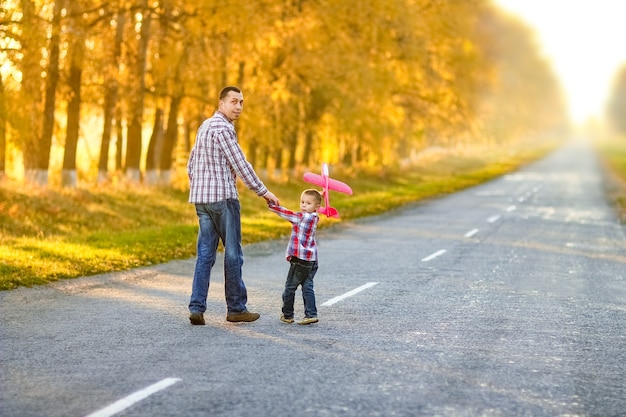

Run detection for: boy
[[268, 189, 322, 325]]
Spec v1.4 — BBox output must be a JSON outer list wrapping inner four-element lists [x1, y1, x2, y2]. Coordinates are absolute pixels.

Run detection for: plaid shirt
[[187, 111, 268, 203], [268, 204, 319, 262]]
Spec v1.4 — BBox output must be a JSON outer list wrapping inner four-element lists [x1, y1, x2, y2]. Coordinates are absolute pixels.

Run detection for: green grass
[[6, 138, 620, 291], [0, 187, 201, 289], [594, 135, 626, 223]]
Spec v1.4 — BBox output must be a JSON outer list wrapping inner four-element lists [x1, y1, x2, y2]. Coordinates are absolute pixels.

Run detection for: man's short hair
[[220, 86, 241, 100]]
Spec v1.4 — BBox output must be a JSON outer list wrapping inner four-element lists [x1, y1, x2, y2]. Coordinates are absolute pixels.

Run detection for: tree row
[[0, 0, 568, 187]]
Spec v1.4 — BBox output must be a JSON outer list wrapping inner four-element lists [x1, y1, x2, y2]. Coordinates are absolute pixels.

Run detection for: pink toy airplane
[[303, 163, 353, 218]]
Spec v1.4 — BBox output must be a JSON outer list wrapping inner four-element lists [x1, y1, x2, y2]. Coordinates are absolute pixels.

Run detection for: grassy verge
[[594, 135, 626, 223], [0, 141, 570, 290]]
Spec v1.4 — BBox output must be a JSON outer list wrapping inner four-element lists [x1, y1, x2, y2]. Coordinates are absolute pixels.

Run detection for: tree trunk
[[301, 87, 329, 169], [258, 146, 269, 179], [184, 121, 192, 155], [125, 0, 151, 183], [38, 0, 65, 186], [0, 75, 6, 180], [98, 9, 125, 184], [115, 111, 124, 172], [159, 95, 182, 185], [62, 52, 84, 188], [302, 129, 313, 168], [144, 108, 163, 186], [62, 2, 85, 188], [286, 131, 298, 172], [20, 0, 45, 185], [247, 138, 257, 167], [273, 148, 283, 180], [98, 83, 115, 184]]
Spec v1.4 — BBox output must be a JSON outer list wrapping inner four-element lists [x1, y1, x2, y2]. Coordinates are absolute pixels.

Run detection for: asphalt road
[[1, 139, 625, 417]]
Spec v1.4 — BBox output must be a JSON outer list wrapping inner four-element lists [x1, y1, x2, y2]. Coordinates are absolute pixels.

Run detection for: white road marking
[[487, 215, 500, 223], [505, 205, 516, 212], [465, 228, 479, 238], [421, 249, 447, 262], [321, 282, 379, 306], [85, 378, 181, 417]]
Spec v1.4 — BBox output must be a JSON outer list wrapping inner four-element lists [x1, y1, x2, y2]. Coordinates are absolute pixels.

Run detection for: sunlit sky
[[495, 0, 626, 125]]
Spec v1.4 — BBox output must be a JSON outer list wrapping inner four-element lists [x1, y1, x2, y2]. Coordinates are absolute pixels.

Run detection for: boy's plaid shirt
[[268, 204, 319, 262]]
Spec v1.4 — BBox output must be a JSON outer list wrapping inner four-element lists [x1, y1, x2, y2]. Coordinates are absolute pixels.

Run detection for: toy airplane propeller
[[303, 163, 353, 218]]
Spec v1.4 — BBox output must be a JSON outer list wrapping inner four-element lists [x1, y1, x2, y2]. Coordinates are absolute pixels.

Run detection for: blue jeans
[[189, 199, 248, 315], [282, 258, 318, 319]]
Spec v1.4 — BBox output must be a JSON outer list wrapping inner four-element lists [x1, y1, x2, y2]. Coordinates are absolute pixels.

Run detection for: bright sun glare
[[495, 0, 626, 125]]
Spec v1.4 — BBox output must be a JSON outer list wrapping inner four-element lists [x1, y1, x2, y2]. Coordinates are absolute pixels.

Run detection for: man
[[187, 86, 279, 325]]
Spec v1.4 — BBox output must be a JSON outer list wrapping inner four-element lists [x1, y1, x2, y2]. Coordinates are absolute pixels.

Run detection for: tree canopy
[[0, 0, 568, 186]]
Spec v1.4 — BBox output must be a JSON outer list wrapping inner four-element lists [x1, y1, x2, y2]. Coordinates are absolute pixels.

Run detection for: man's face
[[219, 90, 244, 121]]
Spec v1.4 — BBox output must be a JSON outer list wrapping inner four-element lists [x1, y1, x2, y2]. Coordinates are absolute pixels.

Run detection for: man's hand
[[263, 191, 279, 206]]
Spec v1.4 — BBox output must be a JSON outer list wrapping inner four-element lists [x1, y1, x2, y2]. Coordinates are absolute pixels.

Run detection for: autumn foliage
[[0, 0, 567, 187], [607, 64, 626, 136]]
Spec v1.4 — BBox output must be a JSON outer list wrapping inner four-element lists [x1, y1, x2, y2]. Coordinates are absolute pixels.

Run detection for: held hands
[[263, 191, 279, 206]]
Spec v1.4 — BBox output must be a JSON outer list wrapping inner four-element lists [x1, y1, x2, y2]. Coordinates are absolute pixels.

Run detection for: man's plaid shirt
[[268, 204, 319, 262], [187, 111, 267, 203]]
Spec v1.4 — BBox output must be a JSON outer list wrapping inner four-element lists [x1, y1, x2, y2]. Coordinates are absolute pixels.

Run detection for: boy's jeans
[[282, 258, 318, 319], [189, 199, 248, 315]]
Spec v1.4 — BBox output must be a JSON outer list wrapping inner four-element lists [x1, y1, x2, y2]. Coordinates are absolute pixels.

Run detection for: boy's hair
[[303, 189, 322, 205]]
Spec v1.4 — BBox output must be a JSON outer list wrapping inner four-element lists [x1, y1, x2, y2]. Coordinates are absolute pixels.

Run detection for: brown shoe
[[297, 317, 318, 325], [280, 314, 294, 324], [189, 312, 205, 325], [226, 310, 260, 323]]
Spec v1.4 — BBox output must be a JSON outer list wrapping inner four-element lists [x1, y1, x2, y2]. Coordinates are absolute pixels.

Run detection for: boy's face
[[300, 193, 320, 213]]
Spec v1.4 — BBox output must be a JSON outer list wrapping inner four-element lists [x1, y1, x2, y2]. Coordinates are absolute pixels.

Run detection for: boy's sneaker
[[280, 314, 294, 324], [189, 312, 205, 325], [298, 317, 318, 325], [226, 310, 260, 322]]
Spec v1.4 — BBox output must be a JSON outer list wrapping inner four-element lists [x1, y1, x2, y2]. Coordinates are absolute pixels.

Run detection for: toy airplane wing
[[303, 173, 353, 195], [303, 163, 353, 219]]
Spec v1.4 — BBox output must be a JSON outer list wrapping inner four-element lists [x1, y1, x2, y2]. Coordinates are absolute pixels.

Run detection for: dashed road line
[[465, 228, 479, 238], [487, 215, 501, 223], [321, 282, 379, 306], [421, 249, 447, 262], [85, 378, 181, 417]]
